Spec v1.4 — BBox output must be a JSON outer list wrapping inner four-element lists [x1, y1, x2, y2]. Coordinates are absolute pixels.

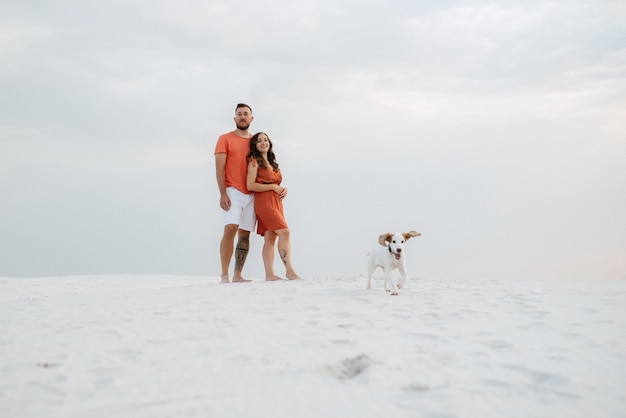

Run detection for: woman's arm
[[246, 160, 281, 193]]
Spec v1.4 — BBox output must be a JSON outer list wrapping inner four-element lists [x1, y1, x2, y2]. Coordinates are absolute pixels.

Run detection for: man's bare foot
[[232, 277, 252, 283], [265, 275, 284, 281], [220, 275, 230, 284]]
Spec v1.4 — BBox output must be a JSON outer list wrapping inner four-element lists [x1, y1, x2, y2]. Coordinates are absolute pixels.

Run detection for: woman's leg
[[263, 231, 283, 281], [275, 228, 301, 280]]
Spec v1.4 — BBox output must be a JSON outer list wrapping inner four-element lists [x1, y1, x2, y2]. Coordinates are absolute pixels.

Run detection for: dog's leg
[[379, 266, 387, 292], [397, 262, 408, 289], [385, 270, 399, 295], [367, 256, 374, 290]]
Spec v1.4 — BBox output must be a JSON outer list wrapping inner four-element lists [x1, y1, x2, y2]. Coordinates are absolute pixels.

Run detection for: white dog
[[367, 231, 421, 295]]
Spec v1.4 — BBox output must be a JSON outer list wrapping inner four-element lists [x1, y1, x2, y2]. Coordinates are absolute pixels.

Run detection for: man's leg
[[232, 229, 252, 282], [219, 224, 239, 283]]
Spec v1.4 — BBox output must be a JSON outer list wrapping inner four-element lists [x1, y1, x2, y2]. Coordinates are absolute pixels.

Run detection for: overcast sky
[[1, 0, 625, 281]]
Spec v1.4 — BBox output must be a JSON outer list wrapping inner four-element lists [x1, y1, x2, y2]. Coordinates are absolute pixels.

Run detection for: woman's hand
[[273, 185, 288, 199]]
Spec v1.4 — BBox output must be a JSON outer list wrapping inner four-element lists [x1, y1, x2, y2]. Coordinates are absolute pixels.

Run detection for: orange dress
[[254, 165, 288, 236]]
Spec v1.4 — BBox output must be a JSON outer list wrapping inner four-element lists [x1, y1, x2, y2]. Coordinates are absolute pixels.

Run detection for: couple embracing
[[214, 103, 301, 283]]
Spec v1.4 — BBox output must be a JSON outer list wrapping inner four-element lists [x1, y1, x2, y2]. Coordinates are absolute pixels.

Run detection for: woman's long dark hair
[[248, 132, 280, 172]]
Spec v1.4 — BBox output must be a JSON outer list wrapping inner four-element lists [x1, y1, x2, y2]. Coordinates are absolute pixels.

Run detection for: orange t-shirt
[[214, 132, 252, 194]]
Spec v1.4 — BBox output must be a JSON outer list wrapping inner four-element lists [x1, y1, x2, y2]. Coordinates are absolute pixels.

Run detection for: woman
[[246, 132, 301, 281]]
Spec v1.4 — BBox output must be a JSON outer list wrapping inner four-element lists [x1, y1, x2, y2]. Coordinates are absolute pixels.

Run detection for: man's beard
[[237, 121, 250, 130]]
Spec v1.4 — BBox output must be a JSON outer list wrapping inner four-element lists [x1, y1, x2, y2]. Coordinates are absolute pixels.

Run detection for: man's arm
[[215, 153, 230, 210]]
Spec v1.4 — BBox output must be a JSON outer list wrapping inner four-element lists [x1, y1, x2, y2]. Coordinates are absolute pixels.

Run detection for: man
[[214, 103, 256, 283]]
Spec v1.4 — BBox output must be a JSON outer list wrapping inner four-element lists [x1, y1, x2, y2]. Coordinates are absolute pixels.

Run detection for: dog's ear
[[378, 233, 392, 247], [403, 230, 421, 241]]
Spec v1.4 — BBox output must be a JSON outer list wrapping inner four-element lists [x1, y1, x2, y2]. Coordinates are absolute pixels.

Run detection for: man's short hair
[[236, 103, 252, 113]]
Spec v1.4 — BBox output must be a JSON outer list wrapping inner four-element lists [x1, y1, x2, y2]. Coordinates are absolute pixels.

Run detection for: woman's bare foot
[[220, 275, 230, 283], [265, 275, 284, 281], [286, 273, 301, 280], [232, 276, 252, 283]]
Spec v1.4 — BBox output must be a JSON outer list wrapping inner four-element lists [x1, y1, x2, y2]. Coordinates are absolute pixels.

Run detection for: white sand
[[1, 275, 625, 417]]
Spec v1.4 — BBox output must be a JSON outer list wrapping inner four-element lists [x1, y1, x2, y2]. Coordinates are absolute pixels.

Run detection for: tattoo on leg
[[280, 249, 287, 266], [235, 237, 250, 271]]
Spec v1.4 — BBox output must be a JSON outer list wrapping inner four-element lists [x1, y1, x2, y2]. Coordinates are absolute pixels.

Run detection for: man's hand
[[220, 194, 231, 211]]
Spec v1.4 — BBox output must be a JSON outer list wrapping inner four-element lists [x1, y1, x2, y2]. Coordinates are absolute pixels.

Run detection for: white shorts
[[223, 187, 256, 231]]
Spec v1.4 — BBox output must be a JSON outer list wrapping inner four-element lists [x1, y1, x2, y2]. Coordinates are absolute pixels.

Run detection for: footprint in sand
[[36, 362, 59, 368], [325, 354, 371, 381]]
